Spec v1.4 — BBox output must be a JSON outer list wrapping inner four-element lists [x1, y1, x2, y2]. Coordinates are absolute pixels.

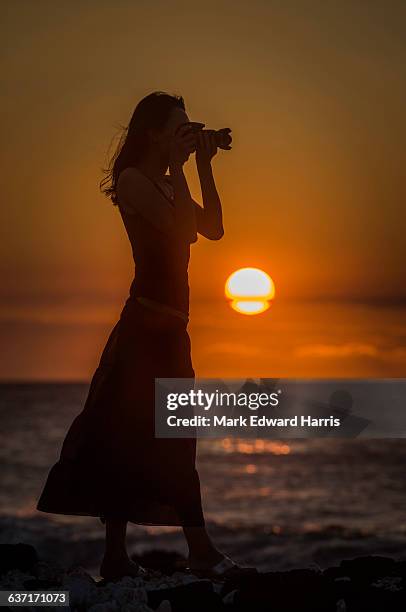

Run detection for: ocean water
[[1, 383, 405, 574]]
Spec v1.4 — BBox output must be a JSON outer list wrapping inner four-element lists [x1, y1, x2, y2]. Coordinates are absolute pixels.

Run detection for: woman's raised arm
[[192, 130, 224, 240]]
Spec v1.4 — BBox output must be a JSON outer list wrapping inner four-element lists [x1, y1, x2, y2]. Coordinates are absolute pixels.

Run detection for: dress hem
[[35, 506, 205, 528]]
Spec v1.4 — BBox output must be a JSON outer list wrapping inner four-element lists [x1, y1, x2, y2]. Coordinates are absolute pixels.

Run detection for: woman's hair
[[100, 91, 185, 204]]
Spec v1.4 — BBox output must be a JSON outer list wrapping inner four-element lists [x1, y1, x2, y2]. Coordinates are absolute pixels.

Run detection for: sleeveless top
[[118, 170, 191, 321]]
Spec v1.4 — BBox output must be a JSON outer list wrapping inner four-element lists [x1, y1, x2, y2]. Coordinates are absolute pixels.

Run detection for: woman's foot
[[183, 527, 257, 579], [187, 548, 225, 571], [99, 554, 142, 581], [187, 549, 257, 580]]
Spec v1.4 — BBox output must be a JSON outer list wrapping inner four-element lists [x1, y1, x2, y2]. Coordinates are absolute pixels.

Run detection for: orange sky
[[1, 1, 405, 380]]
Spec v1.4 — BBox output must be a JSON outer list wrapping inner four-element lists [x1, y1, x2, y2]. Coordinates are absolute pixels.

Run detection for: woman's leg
[[183, 526, 224, 569], [100, 518, 140, 578], [104, 518, 129, 561]]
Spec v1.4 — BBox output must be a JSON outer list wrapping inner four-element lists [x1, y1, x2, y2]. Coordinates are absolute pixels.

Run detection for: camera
[[187, 122, 232, 150]]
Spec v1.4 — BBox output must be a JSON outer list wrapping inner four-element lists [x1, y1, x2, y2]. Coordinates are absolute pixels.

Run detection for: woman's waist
[[129, 277, 189, 315], [132, 296, 189, 323], [119, 296, 190, 335]]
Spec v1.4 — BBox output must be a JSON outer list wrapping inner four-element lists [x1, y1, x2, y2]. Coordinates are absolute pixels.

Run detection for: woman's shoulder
[[116, 167, 151, 214], [116, 167, 174, 229], [117, 166, 146, 189], [117, 165, 159, 199]]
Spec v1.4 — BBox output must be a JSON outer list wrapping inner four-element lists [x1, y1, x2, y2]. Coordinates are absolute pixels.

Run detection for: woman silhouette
[[36, 92, 250, 580]]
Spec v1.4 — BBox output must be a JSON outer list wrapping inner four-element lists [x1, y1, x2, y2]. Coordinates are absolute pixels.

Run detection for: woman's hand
[[195, 130, 218, 167], [169, 124, 196, 168]]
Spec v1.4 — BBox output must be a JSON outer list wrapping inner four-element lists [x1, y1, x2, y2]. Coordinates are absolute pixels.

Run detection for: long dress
[[36, 171, 205, 527]]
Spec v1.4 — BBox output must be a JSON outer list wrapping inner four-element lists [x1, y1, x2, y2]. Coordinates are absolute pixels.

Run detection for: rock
[[147, 580, 224, 612], [323, 557, 406, 612], [32, 559, 64, 583], [156, 602, 172, 612], [0, 569, 35, 590], [222, 589, 238, 605], [23, 578, 61, 589], [1, 544, 406, 611], [222, 568, 339, 611], [372, 576, 403, 592], [62, 570, 99, 609], [88, 603, 120, 612], [0, 543, 38, 575], [343, 586, 406, 612], [339, 556, 397, 580]]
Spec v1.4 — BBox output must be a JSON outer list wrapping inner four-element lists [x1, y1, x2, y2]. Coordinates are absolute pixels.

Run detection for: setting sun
[[225, 268, 275, 315]]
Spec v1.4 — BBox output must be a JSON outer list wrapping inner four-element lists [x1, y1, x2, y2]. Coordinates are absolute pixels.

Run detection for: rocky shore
[[1, 543, 405, 611]]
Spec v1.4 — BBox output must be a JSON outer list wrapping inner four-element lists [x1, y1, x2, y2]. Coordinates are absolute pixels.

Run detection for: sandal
[[186, 555, 257, 581]]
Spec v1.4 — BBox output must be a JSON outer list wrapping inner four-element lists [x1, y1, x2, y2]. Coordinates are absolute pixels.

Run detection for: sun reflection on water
[[221, 438, 290, 455]]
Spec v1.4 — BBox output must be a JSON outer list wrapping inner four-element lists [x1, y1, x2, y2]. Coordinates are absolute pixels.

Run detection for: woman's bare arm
[[168, 162, 197, 243], [192, 130, 224, 240]]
